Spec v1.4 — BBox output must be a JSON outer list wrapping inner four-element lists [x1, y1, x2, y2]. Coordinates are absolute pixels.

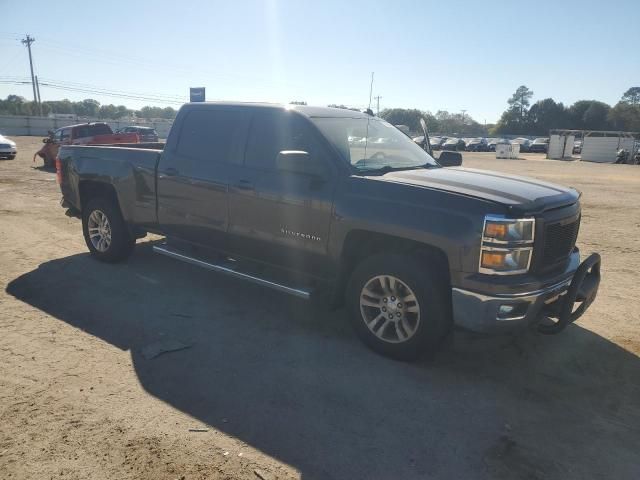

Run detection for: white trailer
[[581, 132, 636, 163], [548, 129, 638, 163]]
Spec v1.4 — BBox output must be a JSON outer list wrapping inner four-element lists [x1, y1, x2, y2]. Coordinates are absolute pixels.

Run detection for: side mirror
[[276, 150, 327, 178], [437, 151, 463, 167], [42, 137, 51, 144]]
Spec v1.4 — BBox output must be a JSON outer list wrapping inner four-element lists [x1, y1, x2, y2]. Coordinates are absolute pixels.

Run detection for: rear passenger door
[[227, 109, 336, 277], [156, 107, 250, 249]]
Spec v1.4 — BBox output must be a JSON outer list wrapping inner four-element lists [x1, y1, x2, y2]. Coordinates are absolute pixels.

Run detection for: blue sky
[[1, 0, 638, 122]]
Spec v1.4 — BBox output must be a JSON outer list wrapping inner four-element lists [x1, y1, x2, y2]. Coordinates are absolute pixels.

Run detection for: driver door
[[227, 109, 336, 277]]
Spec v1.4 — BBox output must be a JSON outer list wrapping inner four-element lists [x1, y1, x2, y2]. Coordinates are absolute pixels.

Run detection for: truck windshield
[[311, 116, 439, 173]]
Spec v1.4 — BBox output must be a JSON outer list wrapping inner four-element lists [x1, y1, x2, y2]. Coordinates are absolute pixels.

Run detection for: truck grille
[[541, 217, 580, 265]]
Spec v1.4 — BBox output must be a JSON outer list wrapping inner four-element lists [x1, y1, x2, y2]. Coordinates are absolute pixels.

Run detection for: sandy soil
[[1, 137, 639, 480]]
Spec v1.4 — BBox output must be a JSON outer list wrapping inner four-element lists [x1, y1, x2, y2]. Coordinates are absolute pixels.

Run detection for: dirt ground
[[1, 136, 639, 480]]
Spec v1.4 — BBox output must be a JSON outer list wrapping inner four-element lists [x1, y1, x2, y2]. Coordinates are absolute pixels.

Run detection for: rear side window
[[74, 124, 112, 138], [245, 110, 326, 170], [88, 124, 112, 136], [176, 109, 247, 163]]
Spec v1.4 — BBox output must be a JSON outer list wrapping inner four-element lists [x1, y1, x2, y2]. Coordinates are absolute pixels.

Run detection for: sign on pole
[[190, 87, 206, 102]]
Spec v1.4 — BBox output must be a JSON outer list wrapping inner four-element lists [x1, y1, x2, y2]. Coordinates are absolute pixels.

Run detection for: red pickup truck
[[35, 122, 139, 167]]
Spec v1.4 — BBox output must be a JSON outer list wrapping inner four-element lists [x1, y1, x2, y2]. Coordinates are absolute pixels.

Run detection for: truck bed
[[58, 144, 163, 228]]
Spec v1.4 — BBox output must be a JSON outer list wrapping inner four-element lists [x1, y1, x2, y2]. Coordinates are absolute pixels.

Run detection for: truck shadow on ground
[[6, 241, 640, 480]]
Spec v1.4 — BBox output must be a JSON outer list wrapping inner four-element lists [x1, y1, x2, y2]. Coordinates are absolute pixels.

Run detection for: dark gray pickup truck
[[57, 102, 601, 359]]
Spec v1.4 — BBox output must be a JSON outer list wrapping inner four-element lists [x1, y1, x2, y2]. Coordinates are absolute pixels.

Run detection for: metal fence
[[0, 115, 174, 138]]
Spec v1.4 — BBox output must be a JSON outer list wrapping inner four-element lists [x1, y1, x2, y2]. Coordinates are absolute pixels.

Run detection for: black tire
[[8, 154, 15, 160], [82, 197, 135, 263], [346, 253, 450, 361]]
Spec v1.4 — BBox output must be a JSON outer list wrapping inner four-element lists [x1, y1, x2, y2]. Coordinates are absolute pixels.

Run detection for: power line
[[0, 79, 185, 105]]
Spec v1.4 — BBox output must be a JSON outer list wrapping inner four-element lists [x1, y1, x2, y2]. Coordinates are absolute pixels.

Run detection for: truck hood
[[375, 167, 579, 215]]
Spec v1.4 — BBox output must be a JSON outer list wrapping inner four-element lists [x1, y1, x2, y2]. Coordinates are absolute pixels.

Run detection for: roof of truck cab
[[56, 122, 109, 130], [182, 102, 370, 118]]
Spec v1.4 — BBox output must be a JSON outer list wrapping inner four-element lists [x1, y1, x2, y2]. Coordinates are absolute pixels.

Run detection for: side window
[[75, 127, 88, 138], [60, 129, 71, 142], [245, 111, 326, 170], [54, 130, 63, 142], [176, 109, 247, 163]]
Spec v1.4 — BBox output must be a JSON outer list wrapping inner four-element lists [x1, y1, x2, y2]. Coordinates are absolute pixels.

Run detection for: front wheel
[[82, 197, 135, 263], [347, 253, 450, 360]]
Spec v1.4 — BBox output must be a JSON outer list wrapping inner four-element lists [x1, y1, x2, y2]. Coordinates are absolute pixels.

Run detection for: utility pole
[[36, 75, 42, 105], [374, 95, 382, 115], [368, 72, 374, 111], [461, 109, 467, 134], [21, 34, 41, 115], [35, 75, 42, 115]]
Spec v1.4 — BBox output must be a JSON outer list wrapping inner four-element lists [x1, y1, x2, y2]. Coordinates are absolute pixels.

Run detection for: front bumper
[[452, 253, 601, 334], [0, 146, 17, 156]]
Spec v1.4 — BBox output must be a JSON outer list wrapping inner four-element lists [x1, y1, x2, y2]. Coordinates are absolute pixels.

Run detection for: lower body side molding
[[153, 244, 313, 300]]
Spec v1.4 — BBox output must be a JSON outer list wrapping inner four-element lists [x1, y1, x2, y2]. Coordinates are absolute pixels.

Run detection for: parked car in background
[[529, 137, 549, 153], [116, 126, 159, 142], [412, 135, 426, 149], [442, 137, 466, 151], [413, 136, 447, 151], [573, 140, 582, 154], [465, 138, 488, 152], [35, 122, 140, 167], [487, 138, 509, 151], [0, 133, 17, 159], [430, 136, 447, 150], [511, 137, 532, 153]]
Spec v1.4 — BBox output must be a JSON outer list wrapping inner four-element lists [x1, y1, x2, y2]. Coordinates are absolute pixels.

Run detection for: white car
[[0, 134, 17, 159]]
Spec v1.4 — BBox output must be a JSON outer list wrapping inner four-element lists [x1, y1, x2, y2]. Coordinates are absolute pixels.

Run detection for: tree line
[[380, 86, 640, 137], [0, 95, 178, 120], [379, 108, 489, 136], [2, 86, 639, 134], [492, 86, 640, 135]]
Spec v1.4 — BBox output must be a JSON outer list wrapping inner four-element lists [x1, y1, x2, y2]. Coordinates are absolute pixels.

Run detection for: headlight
[[479, 215, 535, 275], [483, 217, 534, 244]]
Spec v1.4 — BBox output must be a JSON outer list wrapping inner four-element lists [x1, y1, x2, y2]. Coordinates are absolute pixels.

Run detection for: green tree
[[380, 108, 428, 133], [507, 85, 534, 120], [116, 105, 132, 118], [568, 100, 611, 130], [494, 86, 534, 134], [527, 98, 568, 135], [608, 102, 640, 131], [161, 106, 177, 119], [44, 99, 74, 115], [621, 87, 640, 106], [76, 99, 100, 117], [99, 104, 119, 119]]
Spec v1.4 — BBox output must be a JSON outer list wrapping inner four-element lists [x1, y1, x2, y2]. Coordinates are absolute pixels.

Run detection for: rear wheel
[[82, 197, 135, 263], [347, 253, 449, 360]]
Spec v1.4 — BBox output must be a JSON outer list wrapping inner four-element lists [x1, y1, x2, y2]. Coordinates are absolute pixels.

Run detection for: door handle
[[164, 167, 179, 176], [235, 179, 254, 191]]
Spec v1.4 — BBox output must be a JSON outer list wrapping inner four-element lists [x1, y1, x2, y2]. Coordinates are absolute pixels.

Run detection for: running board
[[153, 245, 312, 300]]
